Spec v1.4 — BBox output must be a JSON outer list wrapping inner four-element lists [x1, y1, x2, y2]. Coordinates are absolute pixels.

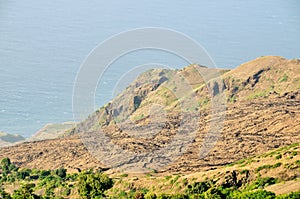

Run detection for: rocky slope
[[0, 143, 299, 198], [0, 56, 299, 173]]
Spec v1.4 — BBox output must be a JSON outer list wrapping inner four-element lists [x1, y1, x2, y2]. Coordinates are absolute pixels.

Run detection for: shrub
[[170, 175, 180, 185], [276, 191, 300, 199], [256, 162, 282, 172], [275, 154, 282, 159], [12, 183, 40, 199], [186, 181, 211, 194], [237, 189, 275, 199], [16, 168, 31, 180], [54, 168, 67, 178], [291, 151, 297, 157], [134, 192, 144, 199], [118, 191, 127, 198], [247, 177, 277, 190], [273, 162, 282, 168], [77, 172, 113, 198], [203, 187, 224, 199], [120, 173, 128, 178], [1, 158, 11, 175], [182, 178, 188, 186], [145, 192, 157, 199], [239, 169, 249, 175], [38, 170, 51, 179]]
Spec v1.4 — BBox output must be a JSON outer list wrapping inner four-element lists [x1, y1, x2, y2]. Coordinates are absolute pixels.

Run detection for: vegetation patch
[[279, 74, 288, 82], [256, 162, 282, 172], [248, 90, 268, 99]]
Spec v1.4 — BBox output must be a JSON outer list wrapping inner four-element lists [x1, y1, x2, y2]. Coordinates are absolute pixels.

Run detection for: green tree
[[186, 181, 211, 194], [77, 172, 113, 199], [12, 183, 40, 199], [54, 168, 67, 178], [202, 187, 224, 199], [1, 158, 11, 175], [38, 170, 51, 179], [16, 168, 31, 180]]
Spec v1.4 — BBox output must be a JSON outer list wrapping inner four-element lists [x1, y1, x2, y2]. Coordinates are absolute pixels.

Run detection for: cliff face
[[0, 56, 299, 173]]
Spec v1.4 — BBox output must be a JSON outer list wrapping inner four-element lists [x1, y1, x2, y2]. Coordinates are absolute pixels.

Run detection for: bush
[[120, 173, 128, 178], [145, 192, 157, 199], [1, 158, 11, 175], [38, 170, 51, 179], [170, 175, 180, 185], [276, 191, 300, 199], [202, 187, 224, 199], [54, 168, 67, 178], [16, 168, 31, 180], [77, 172, 113, 198], [237, 189, 275, 199], [12, 183, 40, 199], [275, 154, 282, 159], [134, 192, 144, 199], [186, 181, 211, 194], [247, 177, 277, 190], [256, 162, 282, 172], [240, 169, 249, 174]]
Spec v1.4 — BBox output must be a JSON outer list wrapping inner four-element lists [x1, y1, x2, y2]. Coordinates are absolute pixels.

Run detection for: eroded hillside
[[0, 56, 299, 174]]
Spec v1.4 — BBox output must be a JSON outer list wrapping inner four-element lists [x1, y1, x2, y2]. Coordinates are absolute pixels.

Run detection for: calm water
[[0, 0, 299, 137]]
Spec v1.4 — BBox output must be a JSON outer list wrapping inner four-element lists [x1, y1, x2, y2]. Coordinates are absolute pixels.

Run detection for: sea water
[[0, 0, 299, 137]]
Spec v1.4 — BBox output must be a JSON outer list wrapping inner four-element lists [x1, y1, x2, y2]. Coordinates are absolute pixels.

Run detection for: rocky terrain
[[0, 56, 299, 174]]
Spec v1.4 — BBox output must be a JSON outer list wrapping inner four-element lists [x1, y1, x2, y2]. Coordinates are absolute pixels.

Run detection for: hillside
[[0, 56, 299, 173], [105, 143, 300, 197], [0, 143, 299, 198]]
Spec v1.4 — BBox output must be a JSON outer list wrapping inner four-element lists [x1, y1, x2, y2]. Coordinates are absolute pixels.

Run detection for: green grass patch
[[170, 175, 180, 185], [133, 113, 145, 121], [119, 173, 128, 178], [248, 90, 268, 99], [246, 177, 278, 190], [255, 162, 282, 172], [279, 74, 288, 82], [229, 94, 237, 103], [239, 169, 249, 175]]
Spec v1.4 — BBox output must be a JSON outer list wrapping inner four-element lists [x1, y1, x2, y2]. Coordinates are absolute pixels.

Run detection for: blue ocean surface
[[0, 0, 299, 137]]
